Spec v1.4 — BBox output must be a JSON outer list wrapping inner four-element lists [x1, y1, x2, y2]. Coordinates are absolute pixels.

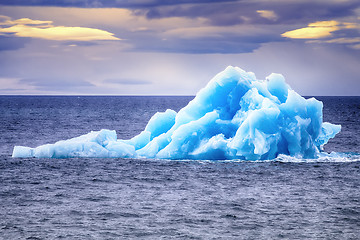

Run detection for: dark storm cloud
[[19, 78, 94, 91], [0, 0, 237, 8], [272, 1, 360, 24], [1, 0, 359, 26], [3, 0, 359, 20], [145, 2, 253, 25], [332, 28, 360, 39], [2, 0, 359, 54], [145, 1, 360, 26]]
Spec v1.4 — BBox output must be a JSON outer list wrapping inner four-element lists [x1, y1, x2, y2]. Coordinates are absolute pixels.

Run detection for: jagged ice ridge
[[12, 66, 341, 160]]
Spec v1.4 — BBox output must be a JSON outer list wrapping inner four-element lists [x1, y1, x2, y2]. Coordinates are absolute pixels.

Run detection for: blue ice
[[12, 66, 341, 160]]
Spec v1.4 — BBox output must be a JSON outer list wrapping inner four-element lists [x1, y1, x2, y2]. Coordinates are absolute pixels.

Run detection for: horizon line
[[1, 94, 360, 97]]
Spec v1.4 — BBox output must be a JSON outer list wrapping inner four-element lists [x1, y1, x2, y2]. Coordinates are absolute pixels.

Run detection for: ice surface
[[12, 66, 341, 160]]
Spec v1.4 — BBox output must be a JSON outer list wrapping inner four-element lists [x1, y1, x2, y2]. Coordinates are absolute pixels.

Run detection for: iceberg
[[12, 66, 341, 160]]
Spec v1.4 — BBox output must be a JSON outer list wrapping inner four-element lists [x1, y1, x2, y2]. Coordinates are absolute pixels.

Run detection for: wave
[[158, 152, 360, 163]]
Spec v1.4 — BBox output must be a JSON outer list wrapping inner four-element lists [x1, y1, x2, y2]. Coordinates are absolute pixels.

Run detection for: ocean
[[1, 96, 360, 239]]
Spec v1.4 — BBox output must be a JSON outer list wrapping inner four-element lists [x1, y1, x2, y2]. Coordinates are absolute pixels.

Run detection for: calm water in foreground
[[1, 96, 360, 239]]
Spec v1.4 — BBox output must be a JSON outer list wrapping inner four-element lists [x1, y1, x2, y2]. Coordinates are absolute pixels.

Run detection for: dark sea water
[[1, 96, 360, 239]]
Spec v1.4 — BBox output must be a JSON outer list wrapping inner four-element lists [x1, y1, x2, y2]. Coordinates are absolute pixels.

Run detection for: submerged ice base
[[12, 66, 341, 160]]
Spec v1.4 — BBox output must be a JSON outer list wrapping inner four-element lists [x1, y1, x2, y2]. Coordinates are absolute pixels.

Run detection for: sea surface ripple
[[0, 96, 359, 239]]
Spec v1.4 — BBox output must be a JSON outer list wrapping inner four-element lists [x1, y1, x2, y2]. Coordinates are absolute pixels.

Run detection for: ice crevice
[[12, 66, 341, 160]]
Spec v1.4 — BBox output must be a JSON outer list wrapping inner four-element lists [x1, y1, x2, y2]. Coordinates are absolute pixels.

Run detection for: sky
[[0, 0, 359, 96]]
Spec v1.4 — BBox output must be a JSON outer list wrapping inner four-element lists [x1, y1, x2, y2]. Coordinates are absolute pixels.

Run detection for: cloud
[[63, 41, 99, 47], [162, 25, 267, 39], [282, 21, 340, 39], [19, 78, 94, 91], [2, 6, 281, 54], [4, 0, 358, 27], [0, 88, 27, 92], [0, 35, 29, 51], [2, 1, 359, 54], [0, 16, 120, 41], [151, 24, 285, 53], [144, 1, 360, 26], [282, 20, 360, 39], [0, 0, 237, 8], [256, 10, 278, 21], [1, 1, 358, 54], [307, 37, 360, 50], [1, 1, 359, 27], [0, 17, 52, 26], [282, 20, 360, 49], [0, 75, 100, 94], [103, 78, 152, 85], [0, 77, 25, 94], [311, 37, 360, 44]]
